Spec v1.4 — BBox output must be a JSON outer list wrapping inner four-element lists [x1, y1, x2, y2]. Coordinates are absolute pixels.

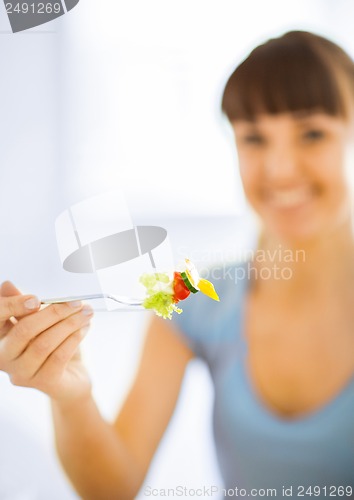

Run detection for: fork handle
[[41, 294, 144, 306], [41, 294, 106, 304]]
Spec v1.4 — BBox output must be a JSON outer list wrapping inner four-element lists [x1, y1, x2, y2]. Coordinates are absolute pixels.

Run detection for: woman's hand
[[0, 281, 94, 404]]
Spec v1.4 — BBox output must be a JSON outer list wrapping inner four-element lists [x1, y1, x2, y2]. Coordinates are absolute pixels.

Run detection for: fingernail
[[24, 297, 40, 310], [68, 301, 82, 308], [82, 305, 94, 316]]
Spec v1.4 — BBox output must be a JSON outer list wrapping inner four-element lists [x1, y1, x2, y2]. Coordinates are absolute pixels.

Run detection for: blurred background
[[0, 1, 354, 498]]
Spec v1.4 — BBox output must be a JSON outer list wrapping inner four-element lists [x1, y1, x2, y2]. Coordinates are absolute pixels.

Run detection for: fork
[[41, 293, 144, 307]]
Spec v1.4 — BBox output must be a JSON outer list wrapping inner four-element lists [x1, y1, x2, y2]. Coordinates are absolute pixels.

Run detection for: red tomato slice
[[173, 272, 191, 303]]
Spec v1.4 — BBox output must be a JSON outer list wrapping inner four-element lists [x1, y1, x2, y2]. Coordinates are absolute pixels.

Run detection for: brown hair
[[221, 31, 354, 122]]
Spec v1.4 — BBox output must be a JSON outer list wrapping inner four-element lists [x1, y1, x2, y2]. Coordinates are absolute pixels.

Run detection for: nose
[[263, 143, 299, 182]]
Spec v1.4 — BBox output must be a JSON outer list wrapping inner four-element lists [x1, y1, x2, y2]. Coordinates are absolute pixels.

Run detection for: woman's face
[[232, 111, 354, 243]]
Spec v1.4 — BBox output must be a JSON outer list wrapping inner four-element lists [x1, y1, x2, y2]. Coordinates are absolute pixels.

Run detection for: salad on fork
[[140, 258, 219, 319]]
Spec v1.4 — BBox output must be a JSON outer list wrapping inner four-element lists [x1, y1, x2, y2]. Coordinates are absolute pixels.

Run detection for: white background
[[0, 1, 354, 498]]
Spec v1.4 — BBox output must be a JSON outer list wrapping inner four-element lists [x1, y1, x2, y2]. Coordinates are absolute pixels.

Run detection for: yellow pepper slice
[[198, 278, 220, 301]]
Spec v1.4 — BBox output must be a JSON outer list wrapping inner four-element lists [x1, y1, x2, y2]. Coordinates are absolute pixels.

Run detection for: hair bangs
[[222, 33, 347, 122]]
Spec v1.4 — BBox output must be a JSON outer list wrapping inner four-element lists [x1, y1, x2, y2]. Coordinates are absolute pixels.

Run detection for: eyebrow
[[233, 110, 328, 129]]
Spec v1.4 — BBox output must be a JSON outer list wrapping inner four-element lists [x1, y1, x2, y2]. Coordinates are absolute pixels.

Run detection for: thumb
[[1, 281, 22, 297], [0, 281, 40, 323]]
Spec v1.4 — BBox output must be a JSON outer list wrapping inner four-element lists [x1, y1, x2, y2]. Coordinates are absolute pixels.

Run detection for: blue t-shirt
[[171, 262, 354, 498]]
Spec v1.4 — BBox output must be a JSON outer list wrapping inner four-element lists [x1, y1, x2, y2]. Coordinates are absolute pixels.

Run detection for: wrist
[[51, 388, 94, 414]]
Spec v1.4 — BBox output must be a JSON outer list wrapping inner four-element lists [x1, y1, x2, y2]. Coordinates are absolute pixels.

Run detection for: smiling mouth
[[264, 186, 316, 209]]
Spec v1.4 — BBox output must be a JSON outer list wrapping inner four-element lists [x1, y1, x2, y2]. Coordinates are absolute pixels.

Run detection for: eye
[[242, 134, 266, 145], [302, 129, 325, 142]]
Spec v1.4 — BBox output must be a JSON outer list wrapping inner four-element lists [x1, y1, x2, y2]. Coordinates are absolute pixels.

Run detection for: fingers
[[10, 307, 92, 382], [31, 328, 88, 390], [1, 302, 91, 361]]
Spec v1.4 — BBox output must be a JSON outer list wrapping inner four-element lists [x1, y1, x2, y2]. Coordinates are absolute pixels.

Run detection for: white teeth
[[267, 187, 313, 208]]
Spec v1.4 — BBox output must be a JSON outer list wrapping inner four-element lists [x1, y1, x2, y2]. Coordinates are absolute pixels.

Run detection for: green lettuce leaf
[[139, 272, 182, 319]]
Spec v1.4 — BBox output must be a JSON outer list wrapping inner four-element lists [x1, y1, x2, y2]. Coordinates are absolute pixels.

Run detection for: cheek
[[341, 143, 354, 193], [238, 155, 261, 198], [307, 146, 349, 196]]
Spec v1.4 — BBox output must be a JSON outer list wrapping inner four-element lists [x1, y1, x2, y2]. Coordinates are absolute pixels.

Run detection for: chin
[[270, 225, 322, 246], [264, 211, 350, 247]]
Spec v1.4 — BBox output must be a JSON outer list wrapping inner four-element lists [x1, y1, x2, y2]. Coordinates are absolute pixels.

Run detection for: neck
[[254, 217, 354, 297]]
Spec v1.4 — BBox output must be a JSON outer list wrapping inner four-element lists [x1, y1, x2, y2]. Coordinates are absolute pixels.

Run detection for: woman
[[1, 30, 354, 498]]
